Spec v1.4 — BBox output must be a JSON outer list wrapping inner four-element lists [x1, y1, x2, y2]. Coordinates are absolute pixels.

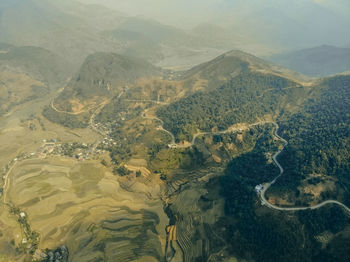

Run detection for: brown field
[[5, 157, 168, 261]]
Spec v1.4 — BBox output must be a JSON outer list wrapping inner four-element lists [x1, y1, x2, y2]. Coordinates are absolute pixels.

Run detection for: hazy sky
[[78, 0, 350, 27], [78, 0, 350, 49]]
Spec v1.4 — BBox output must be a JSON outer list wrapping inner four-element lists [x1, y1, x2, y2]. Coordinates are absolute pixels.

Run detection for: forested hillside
[[219, 140, 350, 261], [212, 120, 350, 262], [275, 75, 350, 205], [157, 71, 300, 141]]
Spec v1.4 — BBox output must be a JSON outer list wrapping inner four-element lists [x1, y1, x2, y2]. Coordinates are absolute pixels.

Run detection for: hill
[[36, 50, 350, 261], [182, 50, 309, 90], [0, 44, 72, 87], [157, 50, 311, 141], [106, 29, 163, 62], [105, 18, 234, 69], [43, 52, 161, 128], [270, 75, 350, 206], [57, 52, 160, 103], [105, 17, 198, 63], [0, 0, 129, 68], [0, 43, 71, 117], [0, 70, 48, 117], [268, 45, 350, 77]]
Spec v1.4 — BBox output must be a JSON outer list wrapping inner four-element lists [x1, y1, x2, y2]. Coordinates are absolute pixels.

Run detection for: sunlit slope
[[0, 44, 71, 87], [0, 71, 47, 117], [54, 52, 160, 111]]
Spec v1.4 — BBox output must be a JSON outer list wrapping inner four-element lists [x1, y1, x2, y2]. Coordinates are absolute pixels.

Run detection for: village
[[0, 138, 114, 192]]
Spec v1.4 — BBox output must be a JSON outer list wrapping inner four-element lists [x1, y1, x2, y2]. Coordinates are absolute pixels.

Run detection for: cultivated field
[[5, 157, 168, 261]]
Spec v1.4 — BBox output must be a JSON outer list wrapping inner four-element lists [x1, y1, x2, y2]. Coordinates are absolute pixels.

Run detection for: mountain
[[214, 74, 350, 261], [20, 48, 350, 261], [54, 52, 160, 111], [89, 50, 350, 261], [268, 45, 350, 77], [0, 0, 128, 68], [105, 17, 203, 62], [106, 18, 234, 69], [0, 70, 48, 117], [154, 54, 350, 261], [215, 1, 350, 52], [0, 44, 71, 87], [47, 49, 311, 129], [154, 50, 350, 209], [108, 29, 163, 61], [275, 75, 350, 205], [115, 18, 194, 47], [0, 43, 71, 117], [0, 0, 230, 70], [157, 71, 302, 142], [182, 50, 309, 91]]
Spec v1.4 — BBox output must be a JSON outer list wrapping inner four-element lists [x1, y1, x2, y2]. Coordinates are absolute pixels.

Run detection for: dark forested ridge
[[157, 71, 300, 141], [155, 66, 350, 261], [217, 126, 350, 262], [276, 75, 350, 205]]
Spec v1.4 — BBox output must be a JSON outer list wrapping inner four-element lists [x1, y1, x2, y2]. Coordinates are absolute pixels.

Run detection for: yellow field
[[0, 100, 98, 168], [4, 157, 168, 261]]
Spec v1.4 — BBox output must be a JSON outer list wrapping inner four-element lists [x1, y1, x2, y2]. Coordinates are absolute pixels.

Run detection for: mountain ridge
[[268, 45, 350, 77]]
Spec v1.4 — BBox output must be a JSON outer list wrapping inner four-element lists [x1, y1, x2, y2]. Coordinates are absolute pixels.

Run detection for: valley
[[1, 49, 349, 261], [0, 1, 350, 261]]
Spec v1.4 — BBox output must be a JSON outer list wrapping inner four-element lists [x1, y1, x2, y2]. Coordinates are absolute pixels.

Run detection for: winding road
[[259, 124, 350, 214], [2, 161, 18, 205], [140, 104, 350, 214], [125, 99, 169, 105], [139, 102, 276, 149], [88, 90, 126, 154], [104, 98, 350, 214]]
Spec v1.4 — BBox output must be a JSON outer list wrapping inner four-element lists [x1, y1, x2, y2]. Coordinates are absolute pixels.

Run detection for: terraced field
[[6, 157, 168, 261], [165, 172, 232, 262]]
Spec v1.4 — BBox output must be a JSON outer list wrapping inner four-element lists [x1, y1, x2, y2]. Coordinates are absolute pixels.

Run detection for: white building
[[255, 184, 264, 193]]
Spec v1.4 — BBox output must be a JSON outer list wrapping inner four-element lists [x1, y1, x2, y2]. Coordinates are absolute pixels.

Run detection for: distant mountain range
[[268, 45, 350, 77], [0, 43, 71, 87], [0, 0, 241, 70]]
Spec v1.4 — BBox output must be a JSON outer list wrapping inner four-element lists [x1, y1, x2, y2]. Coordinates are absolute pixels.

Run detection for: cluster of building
[[255, 184, 264, 193], [53, 142, 94, 161], [101, 137, 118, 147], [37, 139, 57, 158], [93, 117, 127, 136]]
